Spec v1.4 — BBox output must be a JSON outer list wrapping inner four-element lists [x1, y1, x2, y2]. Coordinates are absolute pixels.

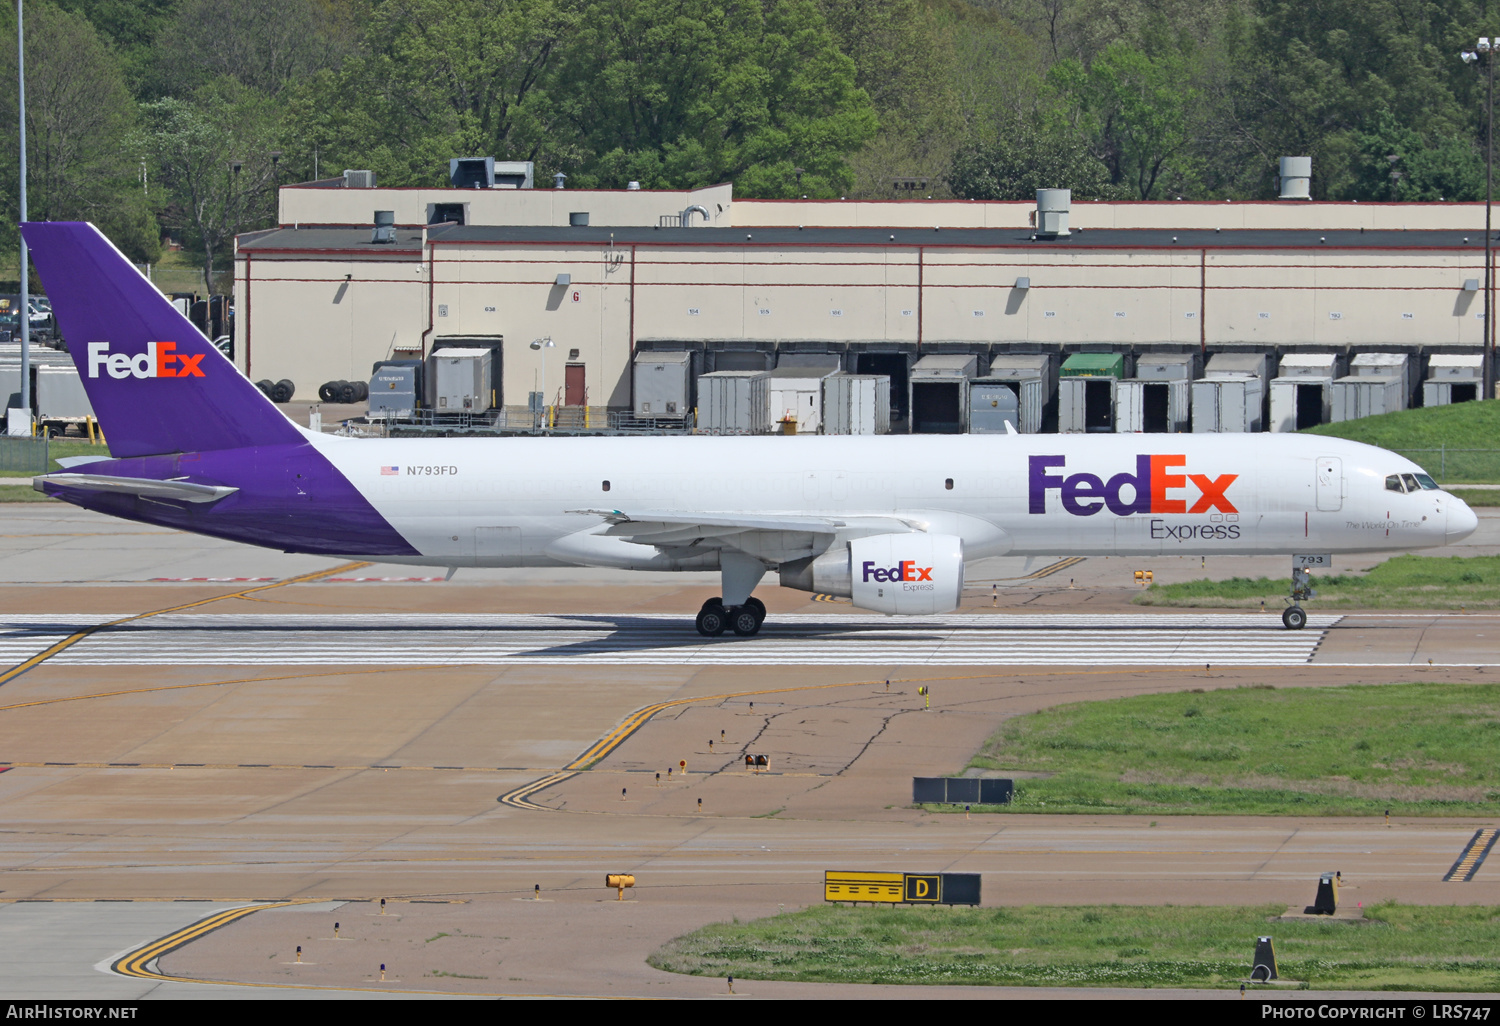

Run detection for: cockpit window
[[1414, 473, 1439, 490], [1386, 475, 1406, 493], [1401, 473, 1421, 492]]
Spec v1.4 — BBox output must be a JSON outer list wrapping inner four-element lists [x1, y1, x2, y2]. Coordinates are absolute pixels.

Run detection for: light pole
[[1462, 39, 1496, 401], [530, 336, 554, 430], [16, 0, 29, 432]]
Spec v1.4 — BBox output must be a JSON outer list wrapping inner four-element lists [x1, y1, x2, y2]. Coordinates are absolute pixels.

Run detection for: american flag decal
[[380, 465, 400, 476]]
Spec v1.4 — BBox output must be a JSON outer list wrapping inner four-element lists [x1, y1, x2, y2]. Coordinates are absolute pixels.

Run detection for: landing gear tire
[[696, 603, 728, 637], [744, 597, 766, 624], [700, 596, 722, 612], [729, 606, 762, 636], [1282, 605, 1307, 631]]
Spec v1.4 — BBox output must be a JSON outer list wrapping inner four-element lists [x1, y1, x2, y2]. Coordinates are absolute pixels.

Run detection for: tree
[[1053, 39, 1199, 199], [0, 1, 159, 264], [948, 118, 1112, 200], [156, 0, 360, 97], [552, 0, 876, 195], [1348, 107, 1483, 202], [140, 91, 281, 293]]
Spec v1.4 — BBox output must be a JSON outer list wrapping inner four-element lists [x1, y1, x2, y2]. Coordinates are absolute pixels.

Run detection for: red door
[[564, 364, 586, 406]]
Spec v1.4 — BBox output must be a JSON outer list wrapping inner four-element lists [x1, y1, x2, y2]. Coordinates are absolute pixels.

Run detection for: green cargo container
[[1060, 353, 1126, 379]]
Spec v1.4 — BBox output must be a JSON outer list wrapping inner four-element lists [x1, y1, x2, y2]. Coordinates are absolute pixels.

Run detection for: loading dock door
[[1142, 383, 1169, 433], [1316, 457, 1342, 512]]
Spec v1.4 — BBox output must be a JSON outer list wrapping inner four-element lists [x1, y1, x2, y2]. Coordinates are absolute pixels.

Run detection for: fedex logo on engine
[[862, 559, 934, 583], [1029, 454, 1238, 516], [87, 341, 205, 380]]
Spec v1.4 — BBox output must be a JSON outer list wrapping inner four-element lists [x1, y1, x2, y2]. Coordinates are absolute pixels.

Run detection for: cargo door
[[474, 526, 522, 566], [1316, 457, 1342, 511]]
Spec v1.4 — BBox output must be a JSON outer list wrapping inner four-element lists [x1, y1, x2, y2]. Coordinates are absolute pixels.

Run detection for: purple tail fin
[[20, 222, 303, 458]]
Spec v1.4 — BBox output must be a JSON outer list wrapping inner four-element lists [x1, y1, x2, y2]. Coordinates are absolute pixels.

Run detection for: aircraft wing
[[36, 473, 239, 504], [565, 509, 919, 564]]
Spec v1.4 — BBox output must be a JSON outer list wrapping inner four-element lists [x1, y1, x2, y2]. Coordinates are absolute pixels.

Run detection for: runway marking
[[0, 612, 1341, 667], [1443, 827, 1498, 882], [0, 562, 371, 688]]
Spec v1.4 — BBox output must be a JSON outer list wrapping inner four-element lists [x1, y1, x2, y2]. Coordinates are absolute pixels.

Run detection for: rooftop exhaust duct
[[450, 157, 496, 189], [1279, 157, 1311, 200], [372, 210, 396, 244], [1035, 189, 1070, 237]]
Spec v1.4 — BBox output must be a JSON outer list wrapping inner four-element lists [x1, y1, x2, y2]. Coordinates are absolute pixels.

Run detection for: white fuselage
[[306, 431, 1474, 568]]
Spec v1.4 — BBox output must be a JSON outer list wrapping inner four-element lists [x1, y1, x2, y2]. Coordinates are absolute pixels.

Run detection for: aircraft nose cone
[[1447, 495, 1479, 544]]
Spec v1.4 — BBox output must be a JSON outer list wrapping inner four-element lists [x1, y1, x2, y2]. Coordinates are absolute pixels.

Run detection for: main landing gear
[[696, 551, 770, 637], [696, 596, 767, 637], [1282, 564, 1315, 630]]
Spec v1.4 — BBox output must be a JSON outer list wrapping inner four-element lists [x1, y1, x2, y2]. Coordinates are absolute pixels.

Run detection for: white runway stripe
[[0, 612, 1337, 667]]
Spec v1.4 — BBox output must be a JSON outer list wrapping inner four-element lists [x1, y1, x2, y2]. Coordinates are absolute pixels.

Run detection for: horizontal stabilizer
[[36, 473, 239, 504]]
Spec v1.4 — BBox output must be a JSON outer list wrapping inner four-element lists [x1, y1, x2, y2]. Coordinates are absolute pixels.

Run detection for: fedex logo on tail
[[87, 341, 205, 380], [1029, 454, 1238, 516]]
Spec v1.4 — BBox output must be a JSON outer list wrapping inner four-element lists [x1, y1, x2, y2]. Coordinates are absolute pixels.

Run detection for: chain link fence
[[0, 437, 47, 474], [1390, 448, 1500, 483]]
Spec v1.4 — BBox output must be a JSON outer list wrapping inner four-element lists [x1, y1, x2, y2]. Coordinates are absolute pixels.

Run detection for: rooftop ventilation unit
[[1279, 157, 1311, 200], [343, 169, 376, 189], [1036, 189, 1070, 237], [450, 157, 496, 189], [493, 161, 534, 189], [372, 210, 396, 244]]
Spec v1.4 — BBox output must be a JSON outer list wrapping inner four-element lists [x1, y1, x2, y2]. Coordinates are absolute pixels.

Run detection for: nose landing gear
[[1282, 565, 1315, 630]]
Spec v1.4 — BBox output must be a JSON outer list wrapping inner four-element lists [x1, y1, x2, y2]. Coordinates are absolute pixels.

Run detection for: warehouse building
[[233, 165, 1497, 431]]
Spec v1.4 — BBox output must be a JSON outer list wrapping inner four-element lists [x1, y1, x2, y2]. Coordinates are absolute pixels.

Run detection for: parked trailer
[[427, 347, 493, 413], [699, 370, 771, 434], [987, 353, 1057, 397], [1331, 374, 1404, 422], [1058, 352, 1127, 434], [1116, 378, 1190, 433], [1423, 354, 1483, 407], [970, 376, 1042, 434], [368, 360, 422, 420], [909, 354, 978, 434], [633, 350, 693, 419], [1192, 376, 1264, 433], [823, 373, 890, 435], [1270, 376, 1332, 432], [34, 365, 95, 436]]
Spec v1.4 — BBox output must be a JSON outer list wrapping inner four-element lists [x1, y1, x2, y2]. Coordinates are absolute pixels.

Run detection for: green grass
[[963, 683, 1500, 816], [0, 438, 111, 477], [649, 903, 1500, 990], [1449, 488, 1500, 506], [1303, 401, 1500, 482], [1136, 554, 1500, 610]]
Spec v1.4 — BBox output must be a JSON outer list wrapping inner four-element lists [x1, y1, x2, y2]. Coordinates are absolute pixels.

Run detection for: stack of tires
[[318, 380, 369, 404], [255, 379, 296, 403]]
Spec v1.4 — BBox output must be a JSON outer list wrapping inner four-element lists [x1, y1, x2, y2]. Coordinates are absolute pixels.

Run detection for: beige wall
[[235, 236, 1492, 407], [280, 182, 734, 230], [736, 199, 1499, 232]]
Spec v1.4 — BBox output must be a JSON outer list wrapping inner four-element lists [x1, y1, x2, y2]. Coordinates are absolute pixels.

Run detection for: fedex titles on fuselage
[[1030, 454, 1242, 541], [86, 341, 205, 380]]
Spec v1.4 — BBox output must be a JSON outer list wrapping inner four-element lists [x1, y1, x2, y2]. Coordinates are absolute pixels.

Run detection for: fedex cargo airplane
[[20, 222, 1479, 636]]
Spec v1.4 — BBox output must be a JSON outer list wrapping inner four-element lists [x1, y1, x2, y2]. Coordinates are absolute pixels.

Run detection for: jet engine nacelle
[[780, 533, 964, 614]]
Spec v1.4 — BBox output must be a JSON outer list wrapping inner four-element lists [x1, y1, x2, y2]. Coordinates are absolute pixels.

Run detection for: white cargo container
[[1133, 353, 1198, 381], [1331, 374, 1404, 421], [427, 347, 493, 413], [1192, 376, 1264, 433], [823, 374, 890, 435], [34, 365, 95, 434], [768, 367, 831, 433], [909, 354, 978, 434], [1351, 352, 1413, 403], [698, 370, 771, 434], [986, 353, 1056, 396], [1424, 380, 1483, 406], [1204, 352, 1272, 381], [633, 350, 693, 419], [970, 376, 1043, 434], [1270, 376, 1332, 431], [1115, 378, 1190, 433], [1277, 352, 1343, 378], [1427, 353, 1482, 379]]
